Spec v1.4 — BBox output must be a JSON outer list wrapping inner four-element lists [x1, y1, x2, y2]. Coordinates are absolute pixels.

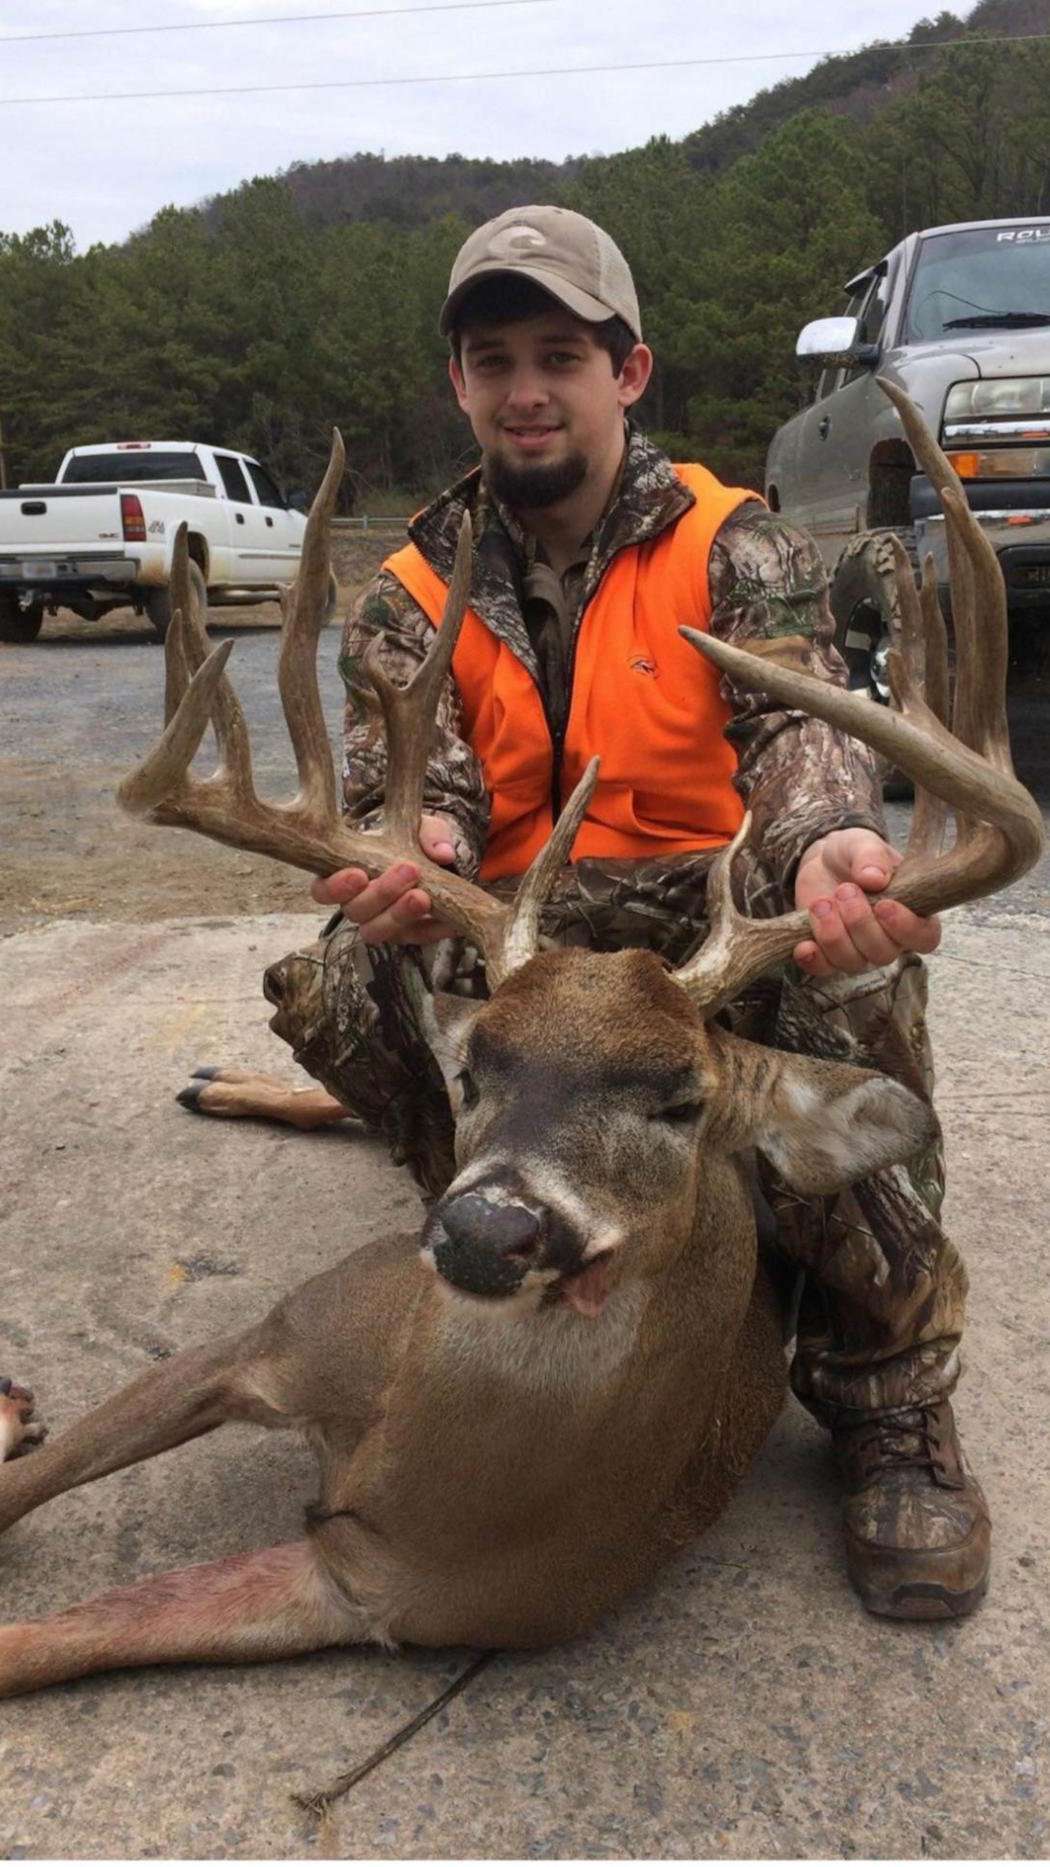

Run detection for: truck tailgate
[[0, 486, 125, 555]]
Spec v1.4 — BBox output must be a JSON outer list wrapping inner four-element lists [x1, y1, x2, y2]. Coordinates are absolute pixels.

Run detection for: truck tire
[[0, 593, 45, 643], [828, 530, 917, 800], [145, 562, 208, 643]]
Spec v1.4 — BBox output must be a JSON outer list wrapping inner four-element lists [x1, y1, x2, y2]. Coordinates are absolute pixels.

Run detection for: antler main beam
[[673, 378, 1045, 1015], [117, 433, 598, 990]]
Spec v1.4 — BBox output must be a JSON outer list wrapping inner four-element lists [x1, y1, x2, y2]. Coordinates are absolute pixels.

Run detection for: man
[[191, 206, 986, 1621]]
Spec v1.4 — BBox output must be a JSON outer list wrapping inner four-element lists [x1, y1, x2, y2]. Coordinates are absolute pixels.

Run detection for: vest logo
[[629, 655, 658, 677], [488, 224, 547, 258]]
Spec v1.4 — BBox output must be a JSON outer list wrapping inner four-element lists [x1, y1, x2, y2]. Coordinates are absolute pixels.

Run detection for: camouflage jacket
[[338, 426, 884, 946]]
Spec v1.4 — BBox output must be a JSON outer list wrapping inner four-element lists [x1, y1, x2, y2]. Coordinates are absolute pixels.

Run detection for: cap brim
[[439, 263, 629, 336]]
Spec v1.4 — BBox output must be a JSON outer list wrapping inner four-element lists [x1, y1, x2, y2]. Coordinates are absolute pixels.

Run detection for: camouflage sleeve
[[708, 502, 886, 908], [339, 569, 490, 879]]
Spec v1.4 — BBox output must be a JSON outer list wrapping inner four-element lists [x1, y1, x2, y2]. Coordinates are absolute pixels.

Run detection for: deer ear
[[706, 1029, 937, 1197]]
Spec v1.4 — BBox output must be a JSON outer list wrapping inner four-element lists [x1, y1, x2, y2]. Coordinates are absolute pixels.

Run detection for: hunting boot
[[833, 1400, 990, 1620]]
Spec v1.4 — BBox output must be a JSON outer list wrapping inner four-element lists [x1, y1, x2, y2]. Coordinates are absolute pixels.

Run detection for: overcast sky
[[1, 0, 942, 250]]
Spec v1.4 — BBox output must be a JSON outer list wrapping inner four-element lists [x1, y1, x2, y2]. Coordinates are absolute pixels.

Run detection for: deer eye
[[654, 1100, 703, 1126], [457, 1069, 480, 1111]]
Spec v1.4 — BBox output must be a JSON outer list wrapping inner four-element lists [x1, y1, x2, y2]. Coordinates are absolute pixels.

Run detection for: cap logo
[[487, 224, 547, 258]]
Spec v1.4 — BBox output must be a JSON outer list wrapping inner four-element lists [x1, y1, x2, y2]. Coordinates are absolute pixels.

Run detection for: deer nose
[[425, 1192, 545, 1298], [441, 1193, 543, 1259]]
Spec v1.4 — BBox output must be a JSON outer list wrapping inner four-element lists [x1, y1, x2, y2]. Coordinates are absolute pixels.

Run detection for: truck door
[[213, 451, 266, 583], [244, 460, 301, 584], [793, 266, 895, 566]]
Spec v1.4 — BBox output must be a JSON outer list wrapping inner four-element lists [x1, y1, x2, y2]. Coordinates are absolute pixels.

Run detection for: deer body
[[0, 949, 790, 1691]]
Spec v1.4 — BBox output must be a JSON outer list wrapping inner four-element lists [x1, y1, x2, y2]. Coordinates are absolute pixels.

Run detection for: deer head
[[118, 385, 1044, 1320]]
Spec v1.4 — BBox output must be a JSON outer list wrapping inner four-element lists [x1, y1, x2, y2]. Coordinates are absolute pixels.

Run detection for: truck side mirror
[[795, 316, 873, 366], [286, 487, 309, 513]]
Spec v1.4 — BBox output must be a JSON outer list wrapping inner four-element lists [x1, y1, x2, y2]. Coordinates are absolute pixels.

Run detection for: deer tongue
[[559, 1252, 613, 1319]]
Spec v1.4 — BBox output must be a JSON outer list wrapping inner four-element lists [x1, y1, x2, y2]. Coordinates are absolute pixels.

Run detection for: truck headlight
[[944, 377, 1050, 419]]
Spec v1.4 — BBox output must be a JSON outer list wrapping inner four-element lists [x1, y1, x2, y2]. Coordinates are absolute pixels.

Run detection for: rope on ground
[[293, 1648, 499, 1820]]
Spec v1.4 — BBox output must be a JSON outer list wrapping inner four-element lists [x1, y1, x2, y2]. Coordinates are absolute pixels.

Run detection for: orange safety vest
[[384, 464, 753, 881]]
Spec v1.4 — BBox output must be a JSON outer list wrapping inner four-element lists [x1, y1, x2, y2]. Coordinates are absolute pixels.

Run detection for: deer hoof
[[176, 1083, 207, 1113], [190, 1065, 221, 1081], [0, 1380, 47, 1461]]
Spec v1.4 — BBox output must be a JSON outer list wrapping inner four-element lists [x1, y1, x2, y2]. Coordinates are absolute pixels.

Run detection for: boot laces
[[845, 1405, 951, 1487]]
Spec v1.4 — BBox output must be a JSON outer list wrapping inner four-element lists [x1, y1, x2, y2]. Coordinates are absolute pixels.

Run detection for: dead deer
[[0, 384, 1042, 1699]]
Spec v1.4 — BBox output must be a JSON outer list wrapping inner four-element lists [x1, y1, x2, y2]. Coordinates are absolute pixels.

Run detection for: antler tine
[[162, 522, 257, 805], [277, 429, 344, 822], [497, 758, 601, 985], [671, 812, 796, 1017], [876, 375, 993, 767], [891, 548, 950, 868], [942, 483, 1013, 774], [163, 525, 195, 726], [119, 637, 236, 816], [363, 512, 474, 846]]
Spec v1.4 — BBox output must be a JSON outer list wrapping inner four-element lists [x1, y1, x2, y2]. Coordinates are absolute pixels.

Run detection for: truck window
[[905, 224, 1050, 341], [842, 269, 890, 384], [214, 453, 253, 502], [245, 461, 286, 510], [811, 278, 872, 402], [62, 450, 208, 484]]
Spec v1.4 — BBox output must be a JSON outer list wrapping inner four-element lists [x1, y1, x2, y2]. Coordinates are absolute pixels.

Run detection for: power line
[[4, 29, 1050, 107], [0, 0, 553, 46]]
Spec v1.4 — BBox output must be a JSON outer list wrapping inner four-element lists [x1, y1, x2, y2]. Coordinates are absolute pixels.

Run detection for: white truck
[[0, 439, 312, 642]]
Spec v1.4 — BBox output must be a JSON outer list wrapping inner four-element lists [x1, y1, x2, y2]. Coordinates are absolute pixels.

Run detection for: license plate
[[21, 559, 59, 579]]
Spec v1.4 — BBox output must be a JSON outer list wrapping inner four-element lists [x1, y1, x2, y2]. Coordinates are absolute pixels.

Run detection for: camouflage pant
[[263, 852, 966, 1426]]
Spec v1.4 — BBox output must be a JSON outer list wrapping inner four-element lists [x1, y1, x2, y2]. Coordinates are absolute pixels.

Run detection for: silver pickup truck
[[766, 215, 1050, 699]]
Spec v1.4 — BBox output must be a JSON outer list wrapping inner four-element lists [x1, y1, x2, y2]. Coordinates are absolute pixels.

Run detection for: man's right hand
[[310, 813, 459, 945]]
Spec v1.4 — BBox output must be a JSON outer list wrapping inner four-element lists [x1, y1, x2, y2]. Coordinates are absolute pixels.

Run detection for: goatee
[[484, 446, 589, 511]]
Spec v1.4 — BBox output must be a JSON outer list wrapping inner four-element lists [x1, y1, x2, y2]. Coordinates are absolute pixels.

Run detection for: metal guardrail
[[329, 515, 411, 532]]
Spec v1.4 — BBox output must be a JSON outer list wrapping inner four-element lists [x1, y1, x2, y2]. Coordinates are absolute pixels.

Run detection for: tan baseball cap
[[439, 205, 642, 341]]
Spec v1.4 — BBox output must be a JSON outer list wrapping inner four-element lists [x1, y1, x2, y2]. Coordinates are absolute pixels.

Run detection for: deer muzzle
[[422, 1188, 583, 1300]]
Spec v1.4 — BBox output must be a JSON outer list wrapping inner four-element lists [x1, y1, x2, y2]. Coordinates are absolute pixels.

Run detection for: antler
[[117, 432, 596, 990], [672, 378, 1045, 1016]]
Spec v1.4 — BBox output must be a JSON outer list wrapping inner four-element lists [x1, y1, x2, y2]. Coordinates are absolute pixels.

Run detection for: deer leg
[[0, 1538, 368, 1698], [0, 1333, 292, 1535], [177, 1065, 351, 1128]]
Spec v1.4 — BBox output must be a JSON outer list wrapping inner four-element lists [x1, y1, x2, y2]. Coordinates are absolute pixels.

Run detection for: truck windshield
[[62, 451, 208, 484], [905, 226, 1050, 341]]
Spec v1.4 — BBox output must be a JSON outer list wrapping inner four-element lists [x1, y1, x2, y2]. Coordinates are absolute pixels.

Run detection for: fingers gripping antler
[[673, 379, 1044, 1016], [118, 440, 597, 990]]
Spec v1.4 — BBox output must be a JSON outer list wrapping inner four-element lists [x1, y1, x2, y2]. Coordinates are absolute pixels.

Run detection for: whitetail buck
[[0, 384, 1042, 1697]]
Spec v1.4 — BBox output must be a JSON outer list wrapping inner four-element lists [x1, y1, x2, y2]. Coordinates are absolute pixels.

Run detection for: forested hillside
[[4, 0, 1050, 500]]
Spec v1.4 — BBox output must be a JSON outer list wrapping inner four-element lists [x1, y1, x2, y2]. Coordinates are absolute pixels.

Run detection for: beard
[[483, 443, 589, 511]]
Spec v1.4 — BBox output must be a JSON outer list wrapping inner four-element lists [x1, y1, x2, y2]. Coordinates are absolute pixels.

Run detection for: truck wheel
[[829, 530, 917, 800], [145, 562, 208, 643], [0, 593, 45, 643]]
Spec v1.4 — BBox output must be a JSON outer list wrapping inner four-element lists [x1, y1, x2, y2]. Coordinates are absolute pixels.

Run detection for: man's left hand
[[793, 828, 941, 978]]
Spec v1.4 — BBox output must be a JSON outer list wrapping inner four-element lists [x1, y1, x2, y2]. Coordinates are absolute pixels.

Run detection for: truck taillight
[[120, 492, 147, 542]]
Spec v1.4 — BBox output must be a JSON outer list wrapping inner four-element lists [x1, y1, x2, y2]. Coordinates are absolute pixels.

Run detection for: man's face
[[448, 309, 651, 510]]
